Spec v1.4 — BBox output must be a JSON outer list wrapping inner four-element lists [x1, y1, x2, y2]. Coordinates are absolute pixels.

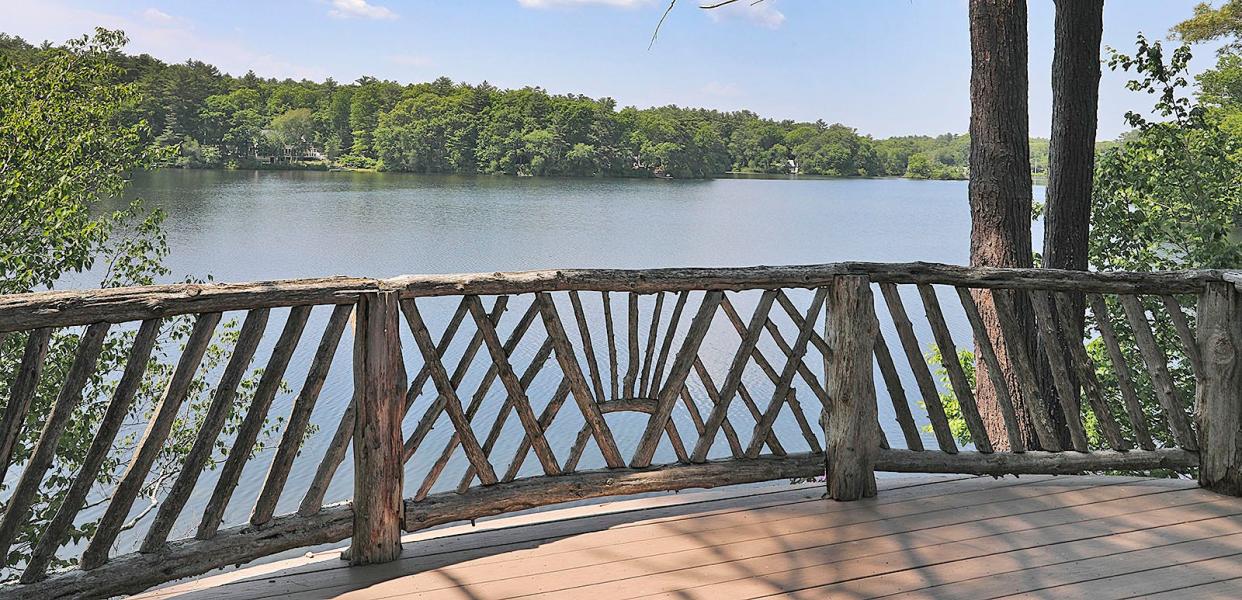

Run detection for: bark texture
[[968, 0, 1039, 450], [1037, 0, 1105, 449]]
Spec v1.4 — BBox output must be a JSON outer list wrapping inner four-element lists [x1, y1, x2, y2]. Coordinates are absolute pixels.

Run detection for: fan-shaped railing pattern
[[0, 262, 1231, 599]]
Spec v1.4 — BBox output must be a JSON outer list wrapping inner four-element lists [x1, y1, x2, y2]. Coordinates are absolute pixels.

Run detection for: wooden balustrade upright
[[0, 262, 1235, 600]]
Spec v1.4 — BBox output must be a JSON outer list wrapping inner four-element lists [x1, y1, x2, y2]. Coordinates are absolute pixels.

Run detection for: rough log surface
[[198, 306, 312, 539], [403, 453, 825, 532], [3, 505, 353, 600], [0, 263, 1225, 331], [21, 319, 160, 583], [824, 276, 878, 500], [351, 291, 405, 565], [877, 448, 1198, 475], [1197, 282, 1242, 495], [82, 313, 220, 569]]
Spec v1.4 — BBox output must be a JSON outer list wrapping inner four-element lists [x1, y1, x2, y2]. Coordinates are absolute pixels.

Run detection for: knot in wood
[[1208, 331, 1237, 366]]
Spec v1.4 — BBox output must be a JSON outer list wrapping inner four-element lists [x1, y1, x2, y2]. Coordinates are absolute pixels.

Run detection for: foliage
[[1089, 33, 1241, 449], [1172, 0, 1242, 52], [0, 33, 1048, 179], [0, 29, 166, 294], [0, 30, 285, 579], [924, 345, 976, 446]]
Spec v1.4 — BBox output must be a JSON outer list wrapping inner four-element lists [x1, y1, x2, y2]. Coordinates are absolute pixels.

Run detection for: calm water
[[68, 170, 1045, 552], [80, 169, 987, 283]]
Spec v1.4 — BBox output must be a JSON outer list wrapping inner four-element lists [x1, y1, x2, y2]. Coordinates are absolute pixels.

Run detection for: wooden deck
[[136, 475, 1242, 600]]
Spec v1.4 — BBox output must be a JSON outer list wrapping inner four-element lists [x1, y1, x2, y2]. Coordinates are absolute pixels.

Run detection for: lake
[[70, 169, 1045, 550]]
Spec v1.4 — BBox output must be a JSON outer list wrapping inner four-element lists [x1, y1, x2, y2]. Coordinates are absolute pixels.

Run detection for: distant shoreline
[[153, 164, 972, 182]]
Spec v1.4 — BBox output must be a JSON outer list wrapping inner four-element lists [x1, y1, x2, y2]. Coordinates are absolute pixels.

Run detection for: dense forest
[[0, 32, 1053, 179]]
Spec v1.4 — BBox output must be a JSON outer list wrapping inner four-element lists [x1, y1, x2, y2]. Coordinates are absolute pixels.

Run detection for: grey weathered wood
[[381, 263, 1224, 300], [536, 292, 625, 468], [404, 298, 470, 408], [625, 292, 639, 398], [873, 325, 925, 451], [467, 296, 560, 476], [561, 422, 595, 473], [402, 297, 518, 462], [454, 336, 554, 493], [141, 308, 270, 552], [632, 290, 722, 467], [198, 305, 312, 539], [917, 284, 992, 452], [602, 291, 618, 401], [1089, 293, 1154, 451], [0, 327, 51, 483], [720, 294, 828, 437], [824, 276, 878, 500], [0, 322, 108, 561], [299, 299, 470, 517], [83, 312, 221, 569], [956, 287, 1025, 452], [877, 447, 1198, 475], [770, 295, 830, 398], [401, 298, 498, 484], [878, 283, 958, 453], [775, 290, 832, 361], [648, 290, 689, 398], [0, 277, 369, 332], [1197, 282, 1242, 495], [689, 363, 746, 458], [21, 319, 160, 583], [1161, 294, 1205, 383], [1052, 291, 1128, 451], [569, 291, 607, 403], [250, 304, 352, 527], [739, 383, 787, 457], [404, 453, 826, 533], [1120, 294, 1198, 450], [350, 291, 405, 566], [1, 264, 1221, 333], [746, 288, 827, 458], [1029, 289, 1090, 451], [8, 504, 354, 600], [692, 290, 778, 462], [298, 400, 356, 516], [503, 378, 571, 482], [637, 292, 664, 398], [991, 289, 1063, 451]]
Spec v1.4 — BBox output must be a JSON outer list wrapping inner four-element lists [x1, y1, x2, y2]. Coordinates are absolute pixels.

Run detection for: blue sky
[[0, 0, 1226, 139]]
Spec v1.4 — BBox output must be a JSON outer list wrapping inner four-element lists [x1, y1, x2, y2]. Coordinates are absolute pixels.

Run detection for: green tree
[[0, 30, 282, 577]]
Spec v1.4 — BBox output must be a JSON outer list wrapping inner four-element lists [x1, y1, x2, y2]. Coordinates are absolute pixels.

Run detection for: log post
[[1197, 281, 1242, 495], [824, 275, 879, 501], [351, 290, 405, 564]]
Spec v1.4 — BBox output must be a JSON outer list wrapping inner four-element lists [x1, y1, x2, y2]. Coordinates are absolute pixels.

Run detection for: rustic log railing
[[0, 262, 1233, 599]]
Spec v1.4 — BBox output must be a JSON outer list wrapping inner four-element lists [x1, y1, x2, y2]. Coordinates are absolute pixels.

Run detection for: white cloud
[[706, 0, 785, 29], [328, 0, 398, 20], [141, 8, 176, 24], [518, 0, 652, 8]]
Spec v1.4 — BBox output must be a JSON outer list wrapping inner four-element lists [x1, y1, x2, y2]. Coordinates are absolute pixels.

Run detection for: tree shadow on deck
[[141, 477, 1242, 600]]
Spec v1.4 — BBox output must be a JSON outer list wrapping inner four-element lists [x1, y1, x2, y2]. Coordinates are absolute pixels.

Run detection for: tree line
[[0, 33, 1059, 180]]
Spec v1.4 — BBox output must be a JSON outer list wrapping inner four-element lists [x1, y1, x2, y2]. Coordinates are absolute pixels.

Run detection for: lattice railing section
[[868, 282, 1202, 473], [362, 287, 834, 505], [0, 262, 1231, 599]]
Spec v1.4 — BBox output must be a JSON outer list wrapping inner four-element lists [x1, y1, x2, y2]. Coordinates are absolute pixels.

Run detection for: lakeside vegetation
[[0, 32, 1058, 180]]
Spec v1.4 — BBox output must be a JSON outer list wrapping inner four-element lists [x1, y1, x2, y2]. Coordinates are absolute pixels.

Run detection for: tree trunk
[[1037, 0, 1104, 447], [968, 0, 1040, 450]]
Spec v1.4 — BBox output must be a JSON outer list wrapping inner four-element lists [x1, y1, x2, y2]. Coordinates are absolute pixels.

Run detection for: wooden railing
[[0, 262, 1233, 599]]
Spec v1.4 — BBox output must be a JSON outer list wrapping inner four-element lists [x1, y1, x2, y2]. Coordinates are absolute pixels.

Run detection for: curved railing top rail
[[0, 262, 1232, 332]]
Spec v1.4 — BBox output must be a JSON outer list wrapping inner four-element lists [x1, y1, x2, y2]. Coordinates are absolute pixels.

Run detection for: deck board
[[138, 475, 1242, 600]]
